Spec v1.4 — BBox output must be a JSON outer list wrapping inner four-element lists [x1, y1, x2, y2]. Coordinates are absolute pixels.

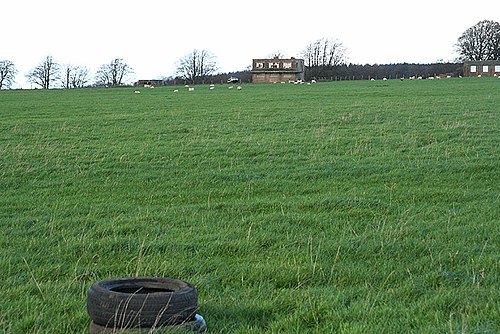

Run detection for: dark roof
[[464, 60, 500, 65]]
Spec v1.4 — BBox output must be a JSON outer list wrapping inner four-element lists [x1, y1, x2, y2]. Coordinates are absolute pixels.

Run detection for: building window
[[482, 65, 489, 72], [470, 65, 476, 73], [255, 74, 265, 78], [269, 73, 279, 78], [256, 62, 264, 69], [269, 62, 279, 69], [495, 65, 500, 72], [283, 62, 292, 69]]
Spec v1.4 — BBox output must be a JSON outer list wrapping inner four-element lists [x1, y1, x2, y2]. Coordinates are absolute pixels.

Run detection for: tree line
[[303, 62, 464, 81], [1, 20, 498, 89], [0, 56, 135, 90]]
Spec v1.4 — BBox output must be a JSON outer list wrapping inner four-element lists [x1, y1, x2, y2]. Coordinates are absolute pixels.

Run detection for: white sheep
[[311, 79, 317, 83], [173, 89, 179, 92], [188, 87, 195, 92], [134, 90, 141, 94], [228, 86, 233, 89], [210, 86, 215, 90], [383, 77, 387, 81], [237, 86, 242, 90]]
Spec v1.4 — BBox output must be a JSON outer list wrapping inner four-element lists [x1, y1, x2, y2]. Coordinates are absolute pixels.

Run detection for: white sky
[[3, 0, 500, 88]]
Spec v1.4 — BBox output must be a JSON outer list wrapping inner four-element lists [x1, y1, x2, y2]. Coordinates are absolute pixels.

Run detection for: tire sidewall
[[87, 277, 198, 328]]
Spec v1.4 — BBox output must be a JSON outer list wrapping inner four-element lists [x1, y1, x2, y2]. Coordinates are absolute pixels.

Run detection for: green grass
[[0, 78, 498, 333]]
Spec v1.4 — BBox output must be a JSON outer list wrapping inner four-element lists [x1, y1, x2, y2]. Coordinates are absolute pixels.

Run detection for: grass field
[[0, 78, 499, 333]]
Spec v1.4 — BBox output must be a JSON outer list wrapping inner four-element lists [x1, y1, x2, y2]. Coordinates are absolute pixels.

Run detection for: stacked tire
[[87, 277, 206, 333]]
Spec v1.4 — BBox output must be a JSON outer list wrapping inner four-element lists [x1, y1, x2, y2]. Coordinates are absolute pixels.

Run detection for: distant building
[[136, 79, 164, 87], [463, 61, 500, 77], [252, 57, 305, 83]]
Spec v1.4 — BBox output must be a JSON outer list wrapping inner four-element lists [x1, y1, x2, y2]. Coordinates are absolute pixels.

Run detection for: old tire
[[89, 315, 207, 334], [87, 277, 198, 329]]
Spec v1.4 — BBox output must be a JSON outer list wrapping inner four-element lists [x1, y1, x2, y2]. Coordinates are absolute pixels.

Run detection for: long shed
[[463, 61, 500, 77]]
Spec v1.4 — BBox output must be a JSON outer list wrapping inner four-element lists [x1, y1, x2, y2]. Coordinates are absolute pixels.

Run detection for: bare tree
[[176, 49, 217, 84], [61, 64, 90, 88], [267, 50, 285, 59], [302, 38, 347, 68], [26, 55, 60, 89], [301, 38, 347, 80], [95, 58, 134, 86], [0, 60, 17, 89], [456, 20, 500, 61]]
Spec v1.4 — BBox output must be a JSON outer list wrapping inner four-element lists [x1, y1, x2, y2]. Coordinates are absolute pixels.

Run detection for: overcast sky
[[3, 0, 499, 88]]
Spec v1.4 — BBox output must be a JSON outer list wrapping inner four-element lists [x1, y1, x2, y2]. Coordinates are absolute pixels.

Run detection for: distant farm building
[[136, 79, 164, 87], [463, 61, 500, 77], [252, 57, 305, 83]]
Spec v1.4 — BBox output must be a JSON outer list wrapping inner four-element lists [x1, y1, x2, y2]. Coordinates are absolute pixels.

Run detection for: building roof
[[253, 57, 303, 62], [464, 60, 500, 65]]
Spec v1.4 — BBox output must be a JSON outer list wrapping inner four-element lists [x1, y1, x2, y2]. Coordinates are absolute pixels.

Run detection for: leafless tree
[[26, 55, 60, 89], [0, 60, 17, 89], [61, 64, 90, 88], [456, 20, 500, 61], [302, 37, 347, 68], [95, 58, 134, 86], [267, 50, 285, 59], [176, 49, 218, 84], [301, 38, 347, 80]]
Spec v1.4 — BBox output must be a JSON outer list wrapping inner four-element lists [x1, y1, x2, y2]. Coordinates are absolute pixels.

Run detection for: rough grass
[[0, 78, 499, 333]]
